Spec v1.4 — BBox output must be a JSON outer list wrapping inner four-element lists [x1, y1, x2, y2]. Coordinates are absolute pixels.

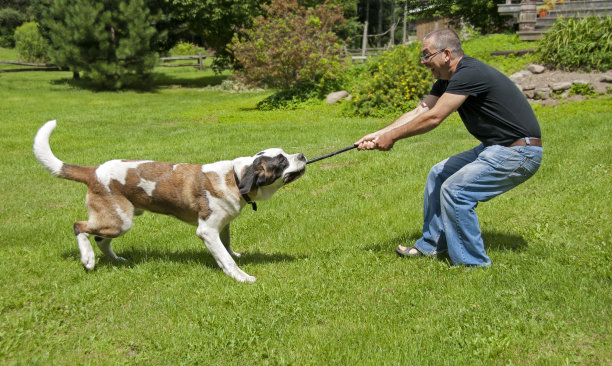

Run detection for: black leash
[[306, 145, 357, 164], [236, 145, 357, 211]]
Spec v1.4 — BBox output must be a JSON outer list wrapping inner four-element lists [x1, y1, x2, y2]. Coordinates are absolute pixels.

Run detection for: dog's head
[[236, 148, 306, 201]]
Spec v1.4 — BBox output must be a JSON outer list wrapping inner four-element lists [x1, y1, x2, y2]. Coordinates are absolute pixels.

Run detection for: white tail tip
[[33, 120, 63, 176]]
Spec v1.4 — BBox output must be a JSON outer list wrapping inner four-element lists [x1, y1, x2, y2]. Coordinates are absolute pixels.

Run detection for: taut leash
[[306, 145, 357, 164]]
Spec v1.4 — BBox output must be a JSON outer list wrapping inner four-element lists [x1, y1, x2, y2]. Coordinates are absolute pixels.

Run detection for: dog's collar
[[233, 169, 257, 211]]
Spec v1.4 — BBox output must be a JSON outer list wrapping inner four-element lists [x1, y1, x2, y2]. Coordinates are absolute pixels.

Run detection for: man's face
[[421, 40, 447, 80]]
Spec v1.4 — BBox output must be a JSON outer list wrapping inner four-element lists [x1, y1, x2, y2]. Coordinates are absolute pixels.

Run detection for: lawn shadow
[[62, 247, 301, 270], [152, 73, 229, 89], [49, 72, 229, 92], [362, 230, 528, 254]]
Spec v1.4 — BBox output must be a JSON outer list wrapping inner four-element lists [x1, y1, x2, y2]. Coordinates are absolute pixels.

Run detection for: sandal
[[395, 245, 422, 257]]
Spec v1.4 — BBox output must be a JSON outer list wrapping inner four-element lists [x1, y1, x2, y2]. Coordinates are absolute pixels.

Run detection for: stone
[[326, 90, 349, 105], [509, 70, 532, 82], [522, 83, 536, 91], [534, 87, 551, 100], [600, 75, 612, 83], [523, 90, 535, 99], [527, 64, 546, 74], [549, 82, 572, 91], [572, 79, 589, 85]]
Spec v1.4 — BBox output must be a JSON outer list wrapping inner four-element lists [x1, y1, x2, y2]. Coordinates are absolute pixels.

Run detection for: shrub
[[568, 83, 598, 98], [230, 0, 347, 91], [346, 44, 432, 117], [169, 42, 205, 56], [14, 22, 50, 63], [537, 16, 612, 72], [256, 84, 320, 111], [42, 0, 159, 89]]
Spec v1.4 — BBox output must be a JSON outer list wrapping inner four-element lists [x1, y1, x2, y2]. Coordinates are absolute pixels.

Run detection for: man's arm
[[355, 95, 439, 149], [370, 93, 467, 151]]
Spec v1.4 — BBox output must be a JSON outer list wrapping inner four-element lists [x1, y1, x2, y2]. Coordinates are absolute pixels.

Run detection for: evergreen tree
[[43, 0, 159, 89]]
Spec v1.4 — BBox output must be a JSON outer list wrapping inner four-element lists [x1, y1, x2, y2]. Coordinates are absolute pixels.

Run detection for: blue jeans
[[414, 143, 543, 266]]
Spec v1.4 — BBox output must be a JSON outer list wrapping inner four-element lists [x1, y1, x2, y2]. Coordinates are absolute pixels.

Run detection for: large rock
[[522, 83, 536, 91], [509, 70, 532, 82], [534, 87, 551, 100], [527, 64, 546, 74], [549, 82, 572, 91], [326, 90, 350, 105]]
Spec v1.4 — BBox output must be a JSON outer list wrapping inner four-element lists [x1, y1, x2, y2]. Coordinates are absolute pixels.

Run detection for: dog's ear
[[238, 157, 261, 195]]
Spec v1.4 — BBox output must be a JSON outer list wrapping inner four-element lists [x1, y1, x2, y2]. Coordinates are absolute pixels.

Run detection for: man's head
[[421, 28, 464, 80]]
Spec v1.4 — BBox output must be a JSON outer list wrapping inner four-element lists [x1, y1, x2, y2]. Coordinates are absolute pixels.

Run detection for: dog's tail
[[33, 120, 94, 184]]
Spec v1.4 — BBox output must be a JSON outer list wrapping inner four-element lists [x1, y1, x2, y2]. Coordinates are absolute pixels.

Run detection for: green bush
[[256, 84, 320, 111], [568, 83, 598, 97], [346, 44, 431, 117], [14, 22, 49, 63], [537, 16, 612, 72], [231, 0, 347, 90], [169, 42, 205, 56]]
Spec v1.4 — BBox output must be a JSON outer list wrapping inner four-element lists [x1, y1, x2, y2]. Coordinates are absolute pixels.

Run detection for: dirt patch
[[512, 67, 612, 106]]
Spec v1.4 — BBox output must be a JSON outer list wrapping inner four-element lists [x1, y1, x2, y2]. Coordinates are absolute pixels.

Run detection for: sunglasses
[[420, 49, 445, 62]]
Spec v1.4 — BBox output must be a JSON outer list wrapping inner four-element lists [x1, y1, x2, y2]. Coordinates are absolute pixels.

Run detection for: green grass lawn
[[1, 50, 611, 365]]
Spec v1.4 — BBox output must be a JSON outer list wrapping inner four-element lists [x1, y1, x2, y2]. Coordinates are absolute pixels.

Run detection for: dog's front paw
[[239, 275, 256, 283], [230, 269, 256, 283], [81, 255, 95, 270]]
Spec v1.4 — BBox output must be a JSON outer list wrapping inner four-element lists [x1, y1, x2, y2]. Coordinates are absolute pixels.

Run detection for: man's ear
[[238, 157, 262, 195]]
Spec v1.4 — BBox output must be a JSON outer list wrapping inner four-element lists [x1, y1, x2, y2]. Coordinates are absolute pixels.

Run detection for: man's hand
[[355, 131, 395, 151], [355, 132, 379, 150], [373, 132, 395, 151]]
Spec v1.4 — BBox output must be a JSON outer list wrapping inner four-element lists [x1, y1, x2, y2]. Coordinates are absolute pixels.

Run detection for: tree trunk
[[402, 1, 407, 44], [377, 0, 383, 48]]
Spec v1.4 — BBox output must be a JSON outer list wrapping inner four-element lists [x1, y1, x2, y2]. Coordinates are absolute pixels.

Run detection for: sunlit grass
[[0, 61, 610, 364]]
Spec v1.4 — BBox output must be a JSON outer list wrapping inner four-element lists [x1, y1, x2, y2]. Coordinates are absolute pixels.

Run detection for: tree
[[0, 0, 38, 46], [0, 7, 25, 47], [163, 0, 264, 72], [404, 0, 512, 34], [41, 0, 160, 89]]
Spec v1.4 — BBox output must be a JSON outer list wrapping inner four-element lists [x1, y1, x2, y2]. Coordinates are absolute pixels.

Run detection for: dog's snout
[[297, 153, 306, 162]]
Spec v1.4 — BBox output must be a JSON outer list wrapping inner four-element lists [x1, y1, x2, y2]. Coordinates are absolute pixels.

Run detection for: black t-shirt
[[430, 56, 541, 146]]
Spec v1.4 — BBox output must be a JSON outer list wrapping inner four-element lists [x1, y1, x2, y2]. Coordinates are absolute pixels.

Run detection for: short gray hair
[[424, 28, 464, 57]]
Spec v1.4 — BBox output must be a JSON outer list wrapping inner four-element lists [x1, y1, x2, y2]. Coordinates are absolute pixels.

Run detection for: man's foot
[[395, 245, 422, 257]]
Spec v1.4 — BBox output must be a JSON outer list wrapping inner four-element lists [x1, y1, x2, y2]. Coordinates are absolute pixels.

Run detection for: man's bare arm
[[373, 93, 468, 150], [355, 95, 439, 148]]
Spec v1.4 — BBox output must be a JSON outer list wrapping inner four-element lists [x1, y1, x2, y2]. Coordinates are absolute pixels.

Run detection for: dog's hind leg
[[95, 237, 127, 263], [197, 220, 255, 283], [74, 194, 133, 270], [220, 224, 241, 258]]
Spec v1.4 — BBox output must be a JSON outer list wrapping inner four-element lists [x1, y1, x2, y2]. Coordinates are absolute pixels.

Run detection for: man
[[355, 28, 542, 267]]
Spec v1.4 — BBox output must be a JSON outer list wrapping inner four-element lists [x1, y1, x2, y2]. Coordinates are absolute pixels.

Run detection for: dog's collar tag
[[233, 170, 257, 211]]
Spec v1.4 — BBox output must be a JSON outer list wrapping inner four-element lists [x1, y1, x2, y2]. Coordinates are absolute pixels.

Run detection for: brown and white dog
[[33, 120, 306, 282]]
